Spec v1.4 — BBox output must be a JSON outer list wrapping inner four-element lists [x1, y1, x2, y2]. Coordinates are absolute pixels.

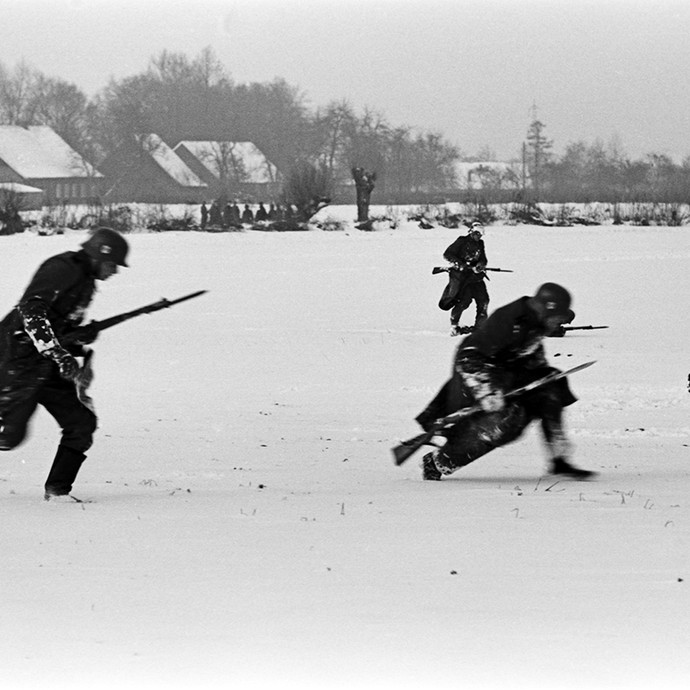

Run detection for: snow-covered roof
[[0, 181, 43, 193], [140, 134, 207, 188], [175, 140, 277, 183], [0, 125, 102, 179]]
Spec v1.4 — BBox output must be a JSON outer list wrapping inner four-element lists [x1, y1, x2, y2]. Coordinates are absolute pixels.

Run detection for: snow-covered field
[[1, 213, 689, 690]]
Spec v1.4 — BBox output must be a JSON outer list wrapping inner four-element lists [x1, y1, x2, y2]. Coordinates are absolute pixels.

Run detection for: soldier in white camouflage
[[0, 227, 128, 500]]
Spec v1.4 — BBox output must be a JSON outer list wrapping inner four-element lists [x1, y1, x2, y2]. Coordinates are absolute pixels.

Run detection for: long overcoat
[[0, 250, 95, 414]]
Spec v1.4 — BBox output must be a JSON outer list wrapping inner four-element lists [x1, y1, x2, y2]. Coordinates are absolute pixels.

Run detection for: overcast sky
[[2, 0, 690, 161]]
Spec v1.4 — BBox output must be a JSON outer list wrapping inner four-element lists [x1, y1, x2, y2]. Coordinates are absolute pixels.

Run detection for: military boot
[[44, 445, 86, 499], [421, 452, 443, 481], [549, 456, 597, 480]]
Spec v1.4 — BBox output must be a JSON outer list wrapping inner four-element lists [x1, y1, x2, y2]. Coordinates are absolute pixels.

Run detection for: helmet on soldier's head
[[81, 227, 129, 267], [534, 282, 571, 317]]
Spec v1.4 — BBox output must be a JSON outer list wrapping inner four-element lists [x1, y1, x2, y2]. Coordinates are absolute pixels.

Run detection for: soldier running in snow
[[439, 222, 490, 336], [416, 282, 596, 481], [0, 227, 129, 500]]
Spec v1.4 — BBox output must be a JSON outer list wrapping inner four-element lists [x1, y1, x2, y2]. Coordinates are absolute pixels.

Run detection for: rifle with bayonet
[[432, 265, 513, 275], [62, 290, 207, 410], [548, 325, 609, 338], [63, 290, 208, 346]]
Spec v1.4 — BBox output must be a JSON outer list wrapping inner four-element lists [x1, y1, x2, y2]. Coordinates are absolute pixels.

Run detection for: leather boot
[[44, 445, 86, 498], [549, 456, 597, 480]]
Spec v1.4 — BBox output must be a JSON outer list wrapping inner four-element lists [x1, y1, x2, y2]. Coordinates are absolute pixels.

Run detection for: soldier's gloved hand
[[75, 322, 99, 345], [478, 388, 505, 413], [44, 346, 80, 380]]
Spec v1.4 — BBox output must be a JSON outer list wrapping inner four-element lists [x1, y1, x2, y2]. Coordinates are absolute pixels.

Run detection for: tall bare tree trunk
[[352, 167, 376, 222]]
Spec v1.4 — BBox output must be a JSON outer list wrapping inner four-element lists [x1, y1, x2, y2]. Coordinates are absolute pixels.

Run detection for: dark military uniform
[[0, 250, 98, 456], [241, 205, 254, 224], [439, 233, 490, 328], [417, 295, 577, 474], [255, 203, 268, 222]]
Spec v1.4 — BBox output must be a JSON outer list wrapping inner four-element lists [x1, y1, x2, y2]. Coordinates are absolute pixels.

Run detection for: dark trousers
[[0, 369, 97, 453], [450, 281, 490, 326], [417, 368, 576, 470]]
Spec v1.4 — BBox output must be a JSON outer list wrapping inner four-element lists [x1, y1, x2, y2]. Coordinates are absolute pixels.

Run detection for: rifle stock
[[392, 431, 440, 466], [392, 408, 477, 465], [392, 360, 596, 466]]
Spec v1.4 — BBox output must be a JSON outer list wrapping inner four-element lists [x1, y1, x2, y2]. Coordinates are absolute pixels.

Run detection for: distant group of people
[[0, 207, 24, 235], [200, 200, 295, 230]]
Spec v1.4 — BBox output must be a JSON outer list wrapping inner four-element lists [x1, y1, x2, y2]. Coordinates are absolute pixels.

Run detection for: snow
[[1, 215, 689, 690], [0, 126, 100, 179], [142, 134, 207, 189], [175, 140, 278, 184]]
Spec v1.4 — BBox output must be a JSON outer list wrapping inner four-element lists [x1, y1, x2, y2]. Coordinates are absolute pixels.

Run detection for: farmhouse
[[0, 125, 103, 208], [453, 160, 522, 190], [174, 140, 280, 201], [99, 133, 208, 204]]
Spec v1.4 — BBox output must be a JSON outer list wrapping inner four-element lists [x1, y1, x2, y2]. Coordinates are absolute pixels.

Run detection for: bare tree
[[31, 75, 89, 145], [0, 60, 38, 124], [282, 161, 331, 222]]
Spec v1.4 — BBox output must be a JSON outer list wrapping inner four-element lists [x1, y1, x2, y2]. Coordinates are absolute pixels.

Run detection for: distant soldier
[[209, 200, 222, 226], [230, 202, 241, 225], [255, 202, 268, 222], [200, 202, 208, 229], [222, 203, 233, 229], [439, 222, 490, 336], [241, 204, 254, 224], [0, 228, 129, 500]]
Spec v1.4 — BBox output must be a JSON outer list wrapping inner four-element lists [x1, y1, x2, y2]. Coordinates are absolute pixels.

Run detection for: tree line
[[521, 118, 690, 206], [2, 48, 690, 206], [0, 48, 458, 204]]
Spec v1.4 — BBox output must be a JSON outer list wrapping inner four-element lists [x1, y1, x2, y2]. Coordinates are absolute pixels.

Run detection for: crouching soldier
[[0, 227, 129, 500], [417, 282, 596, 481]]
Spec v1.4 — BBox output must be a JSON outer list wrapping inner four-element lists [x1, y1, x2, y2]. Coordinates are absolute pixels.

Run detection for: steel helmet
[[534, 282, 571, 317], [82, 227, 129, 267]]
